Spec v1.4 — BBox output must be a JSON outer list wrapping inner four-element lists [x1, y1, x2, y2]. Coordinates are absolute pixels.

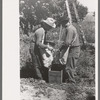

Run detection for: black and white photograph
[[19, 0, 97, 100]]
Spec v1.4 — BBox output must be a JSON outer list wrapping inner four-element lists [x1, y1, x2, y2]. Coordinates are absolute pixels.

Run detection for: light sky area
[[77, 0, 97, 12]]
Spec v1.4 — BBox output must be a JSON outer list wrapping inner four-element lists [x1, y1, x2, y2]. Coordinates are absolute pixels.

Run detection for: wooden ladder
[[65, 0, 87, 45]]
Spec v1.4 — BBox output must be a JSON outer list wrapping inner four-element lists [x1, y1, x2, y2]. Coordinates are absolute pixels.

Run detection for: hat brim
[[42, 20, 56, 28]]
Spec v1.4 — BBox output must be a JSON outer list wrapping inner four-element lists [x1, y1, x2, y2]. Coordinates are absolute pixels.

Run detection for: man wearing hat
[[29, 17, 56, 82], [58, 17, 80, 83]]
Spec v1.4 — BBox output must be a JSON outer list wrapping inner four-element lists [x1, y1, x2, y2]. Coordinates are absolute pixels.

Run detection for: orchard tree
[[68, 0, 88, 22], [76, 3, 88, 21], [19, 0, 88, 35]]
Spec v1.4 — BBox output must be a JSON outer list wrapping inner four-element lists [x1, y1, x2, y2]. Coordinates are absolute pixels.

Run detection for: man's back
[[66, 24, 80, 47]]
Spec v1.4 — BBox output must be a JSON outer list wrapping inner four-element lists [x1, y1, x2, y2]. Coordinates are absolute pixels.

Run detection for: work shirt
[[60, 24, 80, 58], [65, 24, 80, 47]]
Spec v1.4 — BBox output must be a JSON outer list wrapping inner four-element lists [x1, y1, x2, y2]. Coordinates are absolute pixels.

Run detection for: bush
[[76, 49, 95, 79], [81, 21, 95, 43], [20, 32, 31, 69]]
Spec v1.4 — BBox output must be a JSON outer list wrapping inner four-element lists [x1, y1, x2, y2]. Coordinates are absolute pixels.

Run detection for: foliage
[[69, 0, 88, 22], [19, 0, 88, 35], [20, 0, 65, 24], [81, 21, 95, 43], [74, 20, 95, 81], [20, 31, 31, 69], [76, 2, 88, 21], [76, 49, 95, 79]]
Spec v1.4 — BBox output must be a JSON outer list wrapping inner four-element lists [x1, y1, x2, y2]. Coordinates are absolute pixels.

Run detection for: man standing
[[29, 17, 56, 82], [59, 18, 80, 83]]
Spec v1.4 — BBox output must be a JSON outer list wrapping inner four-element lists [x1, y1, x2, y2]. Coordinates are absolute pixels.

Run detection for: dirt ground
[[20, 78, 95, 100]]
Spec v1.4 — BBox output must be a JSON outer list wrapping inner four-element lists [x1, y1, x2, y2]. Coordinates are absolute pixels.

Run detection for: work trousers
[[29, 43, 48, 81], [60, 46, 80, 82], [29, 43, 43, 79]]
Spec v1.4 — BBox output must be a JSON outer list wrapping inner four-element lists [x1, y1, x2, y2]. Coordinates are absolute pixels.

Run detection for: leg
[[42, 67, 49, 82], [29, 49, 43, 79], [65, 57, 77, 83], [64, 47, 80, 83]]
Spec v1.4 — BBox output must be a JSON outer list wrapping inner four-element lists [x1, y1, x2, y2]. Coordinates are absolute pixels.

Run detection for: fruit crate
[[48, 69, 63, 84]]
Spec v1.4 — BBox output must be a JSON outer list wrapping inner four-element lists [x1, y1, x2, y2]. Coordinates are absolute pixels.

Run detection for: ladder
[[65, 0, 87, 45]]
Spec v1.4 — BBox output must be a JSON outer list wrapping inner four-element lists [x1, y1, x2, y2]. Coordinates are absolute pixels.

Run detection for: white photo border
[[2, 0, 98, 100]]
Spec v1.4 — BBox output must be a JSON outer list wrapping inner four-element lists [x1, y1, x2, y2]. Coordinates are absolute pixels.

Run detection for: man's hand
[[47, 45, 54, 51]]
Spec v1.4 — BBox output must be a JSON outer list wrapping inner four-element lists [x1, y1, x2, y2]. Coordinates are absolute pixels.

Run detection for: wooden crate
[[48, 70, 63, 84]]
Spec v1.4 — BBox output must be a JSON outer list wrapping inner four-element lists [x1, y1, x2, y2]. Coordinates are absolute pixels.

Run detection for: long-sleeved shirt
[[65, 24, 80, 47], [60, 24, 80, 58]]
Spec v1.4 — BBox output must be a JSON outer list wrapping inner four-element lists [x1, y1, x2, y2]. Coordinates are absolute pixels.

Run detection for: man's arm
[[59, 28, 74, 51], [65, 28, 74, 46]]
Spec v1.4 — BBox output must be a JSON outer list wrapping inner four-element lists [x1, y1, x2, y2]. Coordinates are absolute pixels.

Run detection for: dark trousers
[[29, 43, 43, 79], [29, 44, 49, 81]]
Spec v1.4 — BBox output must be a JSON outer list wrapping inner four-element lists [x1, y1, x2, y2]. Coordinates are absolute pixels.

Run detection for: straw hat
[[42, 17, 56, 28]]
